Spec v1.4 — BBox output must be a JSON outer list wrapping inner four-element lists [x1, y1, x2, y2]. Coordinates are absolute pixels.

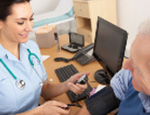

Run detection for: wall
[[117, 0, 150, 57], [30, 0, 59, 15]]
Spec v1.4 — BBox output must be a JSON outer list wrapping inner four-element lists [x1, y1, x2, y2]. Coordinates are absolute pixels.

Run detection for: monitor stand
[[94, 69, 110, 85]]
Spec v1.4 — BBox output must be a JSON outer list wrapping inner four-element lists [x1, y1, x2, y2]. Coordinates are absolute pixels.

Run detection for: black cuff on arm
[[85, 86, 120, 115]]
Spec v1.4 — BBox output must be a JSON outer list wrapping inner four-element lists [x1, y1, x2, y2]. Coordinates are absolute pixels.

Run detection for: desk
[[40, 34, 118, 115]]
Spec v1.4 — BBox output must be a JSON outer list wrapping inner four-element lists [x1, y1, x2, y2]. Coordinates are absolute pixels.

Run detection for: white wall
[[30, 0, 59, 15], [117, 0, 150, 57]]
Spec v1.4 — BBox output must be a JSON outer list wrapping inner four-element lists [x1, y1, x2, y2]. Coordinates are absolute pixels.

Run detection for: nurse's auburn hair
[[0, 0, 31, 21]]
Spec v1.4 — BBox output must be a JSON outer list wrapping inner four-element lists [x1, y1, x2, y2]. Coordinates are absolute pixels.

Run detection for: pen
[[42, 78, 53, 85], [54, 33, 60, 52]]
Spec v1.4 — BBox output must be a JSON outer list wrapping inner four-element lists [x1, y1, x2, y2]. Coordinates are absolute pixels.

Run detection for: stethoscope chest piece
[[16, 79, 25, 90]]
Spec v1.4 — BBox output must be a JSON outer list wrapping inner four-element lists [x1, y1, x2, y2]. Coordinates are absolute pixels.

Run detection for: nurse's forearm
[[15, 106, 41, 115], [41, 81, 69, 99]]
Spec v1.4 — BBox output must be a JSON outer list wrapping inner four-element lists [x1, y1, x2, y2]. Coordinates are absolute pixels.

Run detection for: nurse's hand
[[37, 100, 71, 115], [66, 72, 90, 95]]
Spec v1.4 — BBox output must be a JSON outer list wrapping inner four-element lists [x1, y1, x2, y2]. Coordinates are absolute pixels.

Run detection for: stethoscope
[[0, 49, 48, 90]]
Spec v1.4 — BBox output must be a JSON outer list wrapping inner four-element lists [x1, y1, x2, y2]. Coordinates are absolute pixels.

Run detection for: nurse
[[0, 0, 89, 114]]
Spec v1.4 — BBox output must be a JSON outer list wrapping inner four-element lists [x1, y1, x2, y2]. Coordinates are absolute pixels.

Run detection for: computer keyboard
[[55, 64, 92, 102]]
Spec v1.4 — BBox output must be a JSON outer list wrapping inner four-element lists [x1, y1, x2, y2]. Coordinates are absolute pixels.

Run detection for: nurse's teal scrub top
[[0, 40, 48, 115]]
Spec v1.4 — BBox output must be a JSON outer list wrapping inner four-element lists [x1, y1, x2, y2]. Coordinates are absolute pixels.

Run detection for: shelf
[[77, 27, 91, 33], [76, 17, 92, 31]]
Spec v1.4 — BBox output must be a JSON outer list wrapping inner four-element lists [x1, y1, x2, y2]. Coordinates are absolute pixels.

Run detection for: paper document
[[94, 84, 106, 94], [42, 55, 50, 61]]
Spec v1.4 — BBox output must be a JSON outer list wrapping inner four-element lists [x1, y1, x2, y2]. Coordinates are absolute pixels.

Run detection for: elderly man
[[76, 19, 150, 115]]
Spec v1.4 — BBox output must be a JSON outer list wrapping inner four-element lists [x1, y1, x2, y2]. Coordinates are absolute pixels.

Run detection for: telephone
[[54, 43, 95, 65], [74, 43, 95, 65]]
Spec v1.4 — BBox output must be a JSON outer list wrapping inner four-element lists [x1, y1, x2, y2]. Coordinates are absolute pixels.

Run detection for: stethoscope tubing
[[0, 59, 17, 80], [27, 49, 40, 65], [0, 49, 44, 89]]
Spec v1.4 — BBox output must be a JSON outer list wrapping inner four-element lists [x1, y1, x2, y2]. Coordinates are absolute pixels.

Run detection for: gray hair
[[137, 18, 150, 36]]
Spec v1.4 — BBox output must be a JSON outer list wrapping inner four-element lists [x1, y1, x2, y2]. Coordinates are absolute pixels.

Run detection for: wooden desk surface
[[40, 34, 120, 115]]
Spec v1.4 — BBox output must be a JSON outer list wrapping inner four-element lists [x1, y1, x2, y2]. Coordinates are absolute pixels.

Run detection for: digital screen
[[93, 17, 128, 77], [70, 33, 84, 46]]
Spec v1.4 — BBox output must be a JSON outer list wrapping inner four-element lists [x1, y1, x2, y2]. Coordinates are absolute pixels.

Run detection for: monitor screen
[[93, 17, 128, 85]]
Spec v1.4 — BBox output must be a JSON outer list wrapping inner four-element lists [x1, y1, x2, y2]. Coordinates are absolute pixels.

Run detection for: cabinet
[[73, 0, 117, 43]]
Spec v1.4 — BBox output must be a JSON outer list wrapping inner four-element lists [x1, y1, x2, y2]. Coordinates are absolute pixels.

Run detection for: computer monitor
[[93, 17, 128, 85]]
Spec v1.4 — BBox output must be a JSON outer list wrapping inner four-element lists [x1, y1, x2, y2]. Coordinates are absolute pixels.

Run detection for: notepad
[[42, 55, 50, 61], [89, 84, 106, 96], [94, 84, 106, 94]]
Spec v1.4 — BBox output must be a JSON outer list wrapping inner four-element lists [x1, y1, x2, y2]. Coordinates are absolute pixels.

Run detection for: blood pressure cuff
[[85, 86, 120, 115]]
